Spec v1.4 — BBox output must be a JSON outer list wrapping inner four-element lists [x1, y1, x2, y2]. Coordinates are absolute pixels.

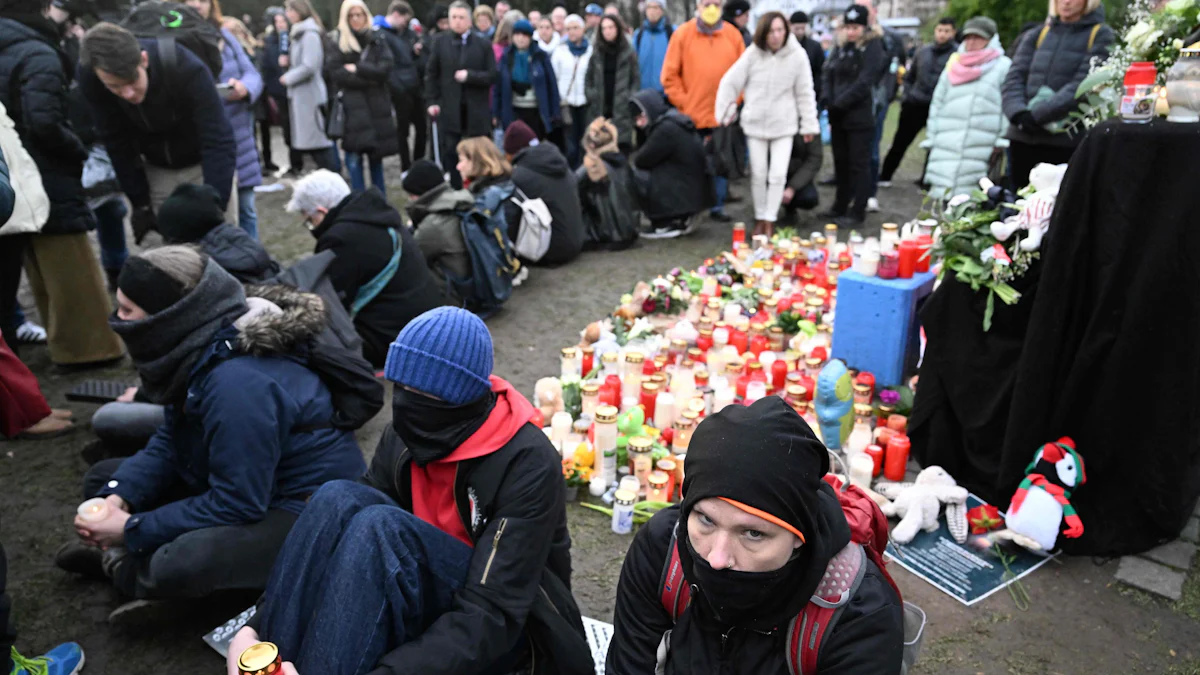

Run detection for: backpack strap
[[1088, 24, 1102, 51], [788, 542, 867, 675], [658, 524, 692, 621], [350, 228, 401, 318], [1035, 24, 1050, 49]]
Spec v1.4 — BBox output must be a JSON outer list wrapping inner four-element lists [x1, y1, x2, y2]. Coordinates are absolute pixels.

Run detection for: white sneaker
[[867, 197, 881, 213], [878, 180, 893, 188], [512, 266, 530, 287], [16, 320, 47, 343]]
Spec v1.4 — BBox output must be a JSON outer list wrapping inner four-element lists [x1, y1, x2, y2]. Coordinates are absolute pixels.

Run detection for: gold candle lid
[[854, 403, 874, 418], [674, 416, 694, 430], [706, 297, 721, 308], [648, 470, 669, 487], [725, 360, 744, 375], [786, 384, 807, 399], [688, 397, 706, 413], [807, 297, 824, 307], [757, 288, 772, 299], [681, 410, 701, 422], [671, 339, 688, 350], [769, 325, 784, 336], [581, 345, 594, 355], [641, 381, 660, 394], [805, 356, 822, 367], [629, 436, 654, 452], [602, 352, 618, 363], [882, 222, 899, 231], [625, 352, 645, 364], [238, 642, 280, 672], [747, 361, 763, 372], [825, 223, 838, 232], [595, 406, 619, 423], [581, 382, 600, 395], [561, 347, 578, 358], [687, 347, 704, 359]]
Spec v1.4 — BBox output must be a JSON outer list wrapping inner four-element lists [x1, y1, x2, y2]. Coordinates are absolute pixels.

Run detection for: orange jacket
[[660, 18, 745, 130]]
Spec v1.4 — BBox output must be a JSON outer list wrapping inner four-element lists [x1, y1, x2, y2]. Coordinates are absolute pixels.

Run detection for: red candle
[[732, 222, 745, 248], [771, 359, 788, 391], [736, 372, 750, 399], [878, 251, 899, 280], [884, 434, 911, 481], [865, 444, 884, 477], [731, 329, 749, 355], [897, 240, 918, 279], [697, 330, 713, 353], [778, 297, 793, 314], [642, 359, 657, 377], [798, 374, 816, 400], [855, 372, 875, 401], [749, 333, 768, 358], [887, 414, 908, 433], [915, 235, 933, 273], [640, 383, 658, 420], [599, 384, 620, 408], [581, 349, 594, 378]]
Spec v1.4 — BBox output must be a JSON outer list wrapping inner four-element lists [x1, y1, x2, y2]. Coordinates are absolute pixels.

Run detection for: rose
[[642, 298, 657, 314], [967, 504, 1005, 534]]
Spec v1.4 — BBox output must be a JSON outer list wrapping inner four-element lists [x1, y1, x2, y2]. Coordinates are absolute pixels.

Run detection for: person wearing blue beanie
[[233, 305, 594, 675], [512, 18, 534, 36]]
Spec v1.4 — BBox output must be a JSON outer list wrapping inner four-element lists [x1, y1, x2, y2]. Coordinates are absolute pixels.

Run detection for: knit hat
[[722, 0, 750, 19], [503, 120, 539, 155], [117, 256, 190, 316], [790, 10, 809, 24], [644, 0, 663, 7], [843, 3, 869, 27], [584, 3, 602, 15], [384, 307, 494, 405], [157, 183, 225, 243], [962, 16, 997, 40], [401, 159, 446, 196], [512, 18, 534, 35]]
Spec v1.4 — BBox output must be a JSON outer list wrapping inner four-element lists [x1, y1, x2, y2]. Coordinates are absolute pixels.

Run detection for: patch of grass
[[912, 632, 973, 672], [1175, 563, 1200, 621], [1166, 659, 1200, 675]]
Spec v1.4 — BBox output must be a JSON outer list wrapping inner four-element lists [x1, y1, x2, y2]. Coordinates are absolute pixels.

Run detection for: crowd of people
[[0, 0, 1114, 671]]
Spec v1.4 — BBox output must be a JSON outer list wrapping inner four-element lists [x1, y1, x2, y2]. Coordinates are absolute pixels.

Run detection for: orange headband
[[718, 497, 806, 543]]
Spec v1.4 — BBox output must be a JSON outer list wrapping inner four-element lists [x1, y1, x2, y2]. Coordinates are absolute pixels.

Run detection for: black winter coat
[[424, 30, 497, 136], [361, 422, 593, 675], [822, 35, 886, 131], [510, 143, 584, 265], [312, 189, 445, 368], [585, 38, 640, 146], [605, 503, 904, 674], [328, 29, 399, 158], [1001, 7, 1113, 147], [798, 35, 825, 102], [378, 24, 421, 96], [0, 15, 93, 234], [630, 90, 711, 221], [198, 223, 281, 283], [79, 38, 236, 208], [904, 40, 957, 105], [261, 31, 288, 100]]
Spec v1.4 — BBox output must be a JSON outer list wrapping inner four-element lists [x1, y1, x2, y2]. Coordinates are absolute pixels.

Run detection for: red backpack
[[658, 476, 903, 675]]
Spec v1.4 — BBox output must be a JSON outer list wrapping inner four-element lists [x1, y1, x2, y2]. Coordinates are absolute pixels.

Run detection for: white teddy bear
[[877, 466, 969, 545], [990, 162, 1068, 252]]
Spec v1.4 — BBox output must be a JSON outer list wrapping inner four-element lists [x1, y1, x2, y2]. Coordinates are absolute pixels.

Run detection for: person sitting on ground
[[157, 183, 280, 284], [629, 89, 711, 239], [55, 247, 366, 616], [455, 135, 516, 215], [606, 397, 905, 674], [286, 169, 445, 369], [502, 120, 584, 265], [227, 306, 594, 675], [0, 331, 75, 440], [402, 159, 475, 305], [780, 132, 823, 225], [575, 116, 640, 250]]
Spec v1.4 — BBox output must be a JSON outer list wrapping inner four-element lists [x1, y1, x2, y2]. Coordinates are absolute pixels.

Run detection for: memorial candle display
[[654, 391, 676, 430], [885, 434, 911, 481]]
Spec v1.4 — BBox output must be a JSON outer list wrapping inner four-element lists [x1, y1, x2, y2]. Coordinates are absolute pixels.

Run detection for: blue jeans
[[869, 103, 889, 198], [344, 152, 386, 196], [712, 176, 728, 214], [94, 198, 129, 274], [238, 187, 258, 240], [257, 481, 521, 675]]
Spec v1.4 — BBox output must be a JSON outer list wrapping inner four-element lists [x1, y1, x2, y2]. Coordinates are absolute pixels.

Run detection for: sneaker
[[10, 643, 85, 675], [15, 321, 46, 344], [512, 266, 530, 287], [708, 211, 733, 224], [866, 197, 881, 213], [54, 541, 106, 580], [877, 180, 893, 188], [641, 225, 685, 240]]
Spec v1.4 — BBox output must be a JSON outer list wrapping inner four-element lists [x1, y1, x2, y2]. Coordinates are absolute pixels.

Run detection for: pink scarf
[[948, 48, 1001, 85]]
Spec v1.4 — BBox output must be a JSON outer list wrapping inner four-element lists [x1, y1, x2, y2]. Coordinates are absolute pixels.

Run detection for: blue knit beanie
[[513, 18, 534, 35], [384, 307, 494, 405]]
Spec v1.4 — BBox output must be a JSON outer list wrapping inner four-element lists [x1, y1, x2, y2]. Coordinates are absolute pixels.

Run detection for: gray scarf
[[109, 260, 249, 405]]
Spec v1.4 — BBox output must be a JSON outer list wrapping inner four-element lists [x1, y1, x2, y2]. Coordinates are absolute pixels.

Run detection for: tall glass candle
[[640, 382, 660, 420], [561, 347, 579, 378], [580, 346, 595, 378], [581, 382, 600, 418], [595, 406, 619, 484], [623, 353, 645, 398], [884, 434, 911, 481], [654, 391, 676, 429]]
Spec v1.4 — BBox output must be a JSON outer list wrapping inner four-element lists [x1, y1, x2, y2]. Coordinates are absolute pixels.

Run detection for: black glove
[[130, 205, 157, 245], [1011, 110, 1039, 133]]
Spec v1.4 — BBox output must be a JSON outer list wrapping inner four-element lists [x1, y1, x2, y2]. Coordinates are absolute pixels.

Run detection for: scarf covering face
[[392, 388, 497, 465], [948, 47, 1002, 85], [109, 259, 249, 405], [677, 397, 850, 630]]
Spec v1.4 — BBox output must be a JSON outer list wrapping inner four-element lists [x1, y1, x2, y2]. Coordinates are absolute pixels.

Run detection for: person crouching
[[157, 183, 280, 283]]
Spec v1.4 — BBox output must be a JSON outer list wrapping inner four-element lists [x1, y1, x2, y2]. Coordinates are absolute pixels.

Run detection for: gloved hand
[[130, 205, 157, 245], [1011, 110, 1039, 133]]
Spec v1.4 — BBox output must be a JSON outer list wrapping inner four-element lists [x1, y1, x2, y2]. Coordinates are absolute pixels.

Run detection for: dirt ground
[[4, 108, 1200, 673]]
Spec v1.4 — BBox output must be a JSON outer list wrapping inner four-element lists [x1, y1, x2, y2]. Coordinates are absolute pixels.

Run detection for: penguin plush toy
[[1004, 437, 1087, 552]]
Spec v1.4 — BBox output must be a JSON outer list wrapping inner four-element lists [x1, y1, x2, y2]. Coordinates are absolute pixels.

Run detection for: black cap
[[843, 3, 869, 27], [157, 183, 225, 243], [790, 10, 809, 24], [723, 0, 750, 18], [401, 159, 446, 196]]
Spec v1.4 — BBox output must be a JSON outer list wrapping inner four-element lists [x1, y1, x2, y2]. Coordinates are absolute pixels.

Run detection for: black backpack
[[122, 1, 224, 79]]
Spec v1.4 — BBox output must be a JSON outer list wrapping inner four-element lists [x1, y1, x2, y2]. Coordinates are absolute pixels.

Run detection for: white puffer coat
[[551, 41, 592, 108], [715, 34, 819, 140], [923, 36, 1012, 199]]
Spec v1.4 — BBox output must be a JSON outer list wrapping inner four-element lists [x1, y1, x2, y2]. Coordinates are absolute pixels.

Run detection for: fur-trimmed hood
[[238, 284, 328, 357]]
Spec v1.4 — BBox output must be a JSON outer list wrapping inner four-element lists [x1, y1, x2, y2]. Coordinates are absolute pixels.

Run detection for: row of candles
[[733, 222, 934, 282]]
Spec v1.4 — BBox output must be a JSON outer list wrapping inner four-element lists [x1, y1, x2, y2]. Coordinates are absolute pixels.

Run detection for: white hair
[[564, 13, 584, 28], [286, 169, 351, 215]]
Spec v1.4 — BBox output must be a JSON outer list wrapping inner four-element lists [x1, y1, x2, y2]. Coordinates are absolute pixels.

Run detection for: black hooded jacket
[[630, 90, 712, 221], [199, 223, 280, 284], [822, 33, 887, 131], [510, 142, 584, 265], [312, 190, 446, 368], [0, 14, 94, 234], [904, 38, 957, 105]]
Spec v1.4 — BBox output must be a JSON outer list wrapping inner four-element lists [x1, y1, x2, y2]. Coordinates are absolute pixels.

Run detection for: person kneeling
[[228, 307, 593, 675], [780, 132, 823, 225], [157, 183, 280, 283], [607, 398, 904, 674], [629, 89, 712, 240], [56, 247, 366, 614]]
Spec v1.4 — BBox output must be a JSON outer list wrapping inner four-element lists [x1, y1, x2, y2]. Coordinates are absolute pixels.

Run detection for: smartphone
[[216, 83, 236, 101]]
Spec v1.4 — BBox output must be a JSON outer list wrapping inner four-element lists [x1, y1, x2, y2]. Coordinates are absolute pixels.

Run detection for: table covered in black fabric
[[916, 118, 1200, 557]]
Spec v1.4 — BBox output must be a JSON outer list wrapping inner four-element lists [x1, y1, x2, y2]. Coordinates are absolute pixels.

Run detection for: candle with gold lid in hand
[[238, 642, 283, 675]]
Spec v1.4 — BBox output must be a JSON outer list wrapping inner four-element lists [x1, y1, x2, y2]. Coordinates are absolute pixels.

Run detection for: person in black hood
[[606, 397, 904, 674], [287, 169, 446, 368], [157, 183, 280, 284], [503, 120, 584, 265], [629, 89, 711, 238]]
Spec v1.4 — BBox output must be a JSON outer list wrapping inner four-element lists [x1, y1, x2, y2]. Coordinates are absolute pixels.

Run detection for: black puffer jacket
[[605, 499, 904, 674], [630, 90, 711, 221], [0, 15, 93, 234], [822, 32, 887, 131], [378, 23, 421, 96], [312, 189, 445, 368], [903, 39, 957, 105], [511, 142, 584, 265], [1002, 7, 1113, 147], [199, 223, 281, 284], [327, 28, 399, 158], [361, 416, 593, 675]]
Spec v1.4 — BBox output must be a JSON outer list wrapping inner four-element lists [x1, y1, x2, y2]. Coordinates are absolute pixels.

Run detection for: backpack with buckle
[[122, 1, 224, 80]]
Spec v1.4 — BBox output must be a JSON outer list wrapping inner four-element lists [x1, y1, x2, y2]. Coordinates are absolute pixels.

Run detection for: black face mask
[[683, 535, 804, 628], [391, 388, 495, 465]]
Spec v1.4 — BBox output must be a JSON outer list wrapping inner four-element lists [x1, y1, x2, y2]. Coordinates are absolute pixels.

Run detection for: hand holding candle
[[76, 497, 109, 523], [74, 495, 130, 549]]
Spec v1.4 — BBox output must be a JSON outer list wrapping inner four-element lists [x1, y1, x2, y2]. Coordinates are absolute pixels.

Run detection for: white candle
[[654, 392, 677, 430], [744, 381, 767, 404], [849, 454, 875, 490], [759, 351, 777, 374], [77, 498, 109, 523], [589, 476, 608, 497], [723, 303, 743, 325], [550, 412, 573, 446], [622, 396, 639, 413], [671, 369, 696, 405], [713, 386, 735, 413]]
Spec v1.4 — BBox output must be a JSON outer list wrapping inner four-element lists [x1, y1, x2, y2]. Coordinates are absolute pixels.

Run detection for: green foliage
[[944, 0, 1131, 47]]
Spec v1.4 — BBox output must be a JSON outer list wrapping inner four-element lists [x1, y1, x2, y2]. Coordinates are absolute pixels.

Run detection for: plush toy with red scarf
[[1004, 437, 1087, 552]]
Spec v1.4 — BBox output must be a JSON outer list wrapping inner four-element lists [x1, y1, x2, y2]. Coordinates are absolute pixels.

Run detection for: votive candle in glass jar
[[594, 406, 619, 484], [640, 382, 660, 420], [623, 352, 645, 398], [648, 470, 670, 502], [656, 459, 677, 499], [560, 347, 580, 378], [654, 391, 676, 429], [672, 417, 694, 454], [581, 382, 600, 418], [628, 436, 655, 494], [601, 351, 619, 378], [580, 346, 595, 378]]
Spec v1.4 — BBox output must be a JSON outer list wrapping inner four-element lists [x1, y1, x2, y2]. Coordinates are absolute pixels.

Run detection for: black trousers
[[392, 91, 427, 171], [880, 101, 930, 182], [0, 234, 27, 351], [831, 125, 874, 220], [1008, 139, 1077, 191], [513, 107, 546, 139], [437, 127, 464, 189], [84, 458, 299, 599]]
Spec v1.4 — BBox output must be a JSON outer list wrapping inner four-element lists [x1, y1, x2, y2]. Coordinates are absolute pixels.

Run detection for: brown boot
[[18, 416, 76, 440]]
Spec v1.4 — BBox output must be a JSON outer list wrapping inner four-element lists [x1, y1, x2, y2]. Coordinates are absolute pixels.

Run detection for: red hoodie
[[410, 376, 536, 546]]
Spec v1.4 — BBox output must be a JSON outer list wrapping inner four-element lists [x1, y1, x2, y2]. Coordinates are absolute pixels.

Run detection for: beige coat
[[715, 34, 819, 141], [0, 101, 48, 236]]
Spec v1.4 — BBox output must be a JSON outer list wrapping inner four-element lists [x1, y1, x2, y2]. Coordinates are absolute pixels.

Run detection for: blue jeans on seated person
[[256, 480, 526, 675], [344, 152, 386, 196]]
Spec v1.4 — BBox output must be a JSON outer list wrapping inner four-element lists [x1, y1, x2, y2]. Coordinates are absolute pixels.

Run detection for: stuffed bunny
[[878, 466, 969, 545], [989, 163, 1068, 251]]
